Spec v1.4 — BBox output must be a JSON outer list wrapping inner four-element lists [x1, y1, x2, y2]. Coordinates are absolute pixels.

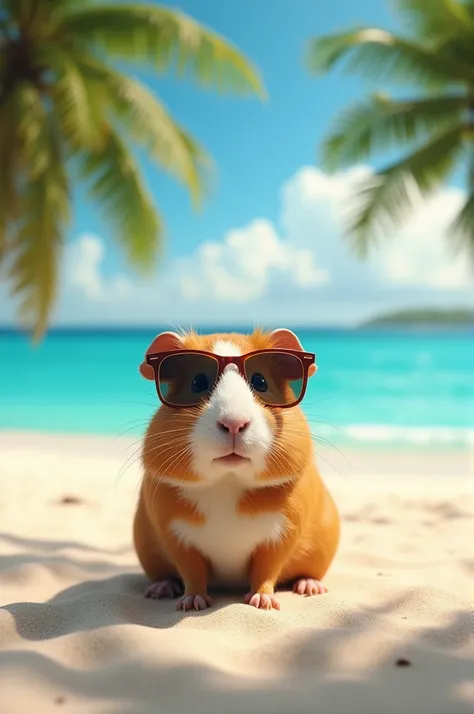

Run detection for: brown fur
[[133, 328, 340, 606]]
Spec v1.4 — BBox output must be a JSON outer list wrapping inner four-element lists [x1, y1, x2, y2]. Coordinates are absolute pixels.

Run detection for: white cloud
[[369, 187, 470, 289], [0, 165, 471, 327], [68, 234, 104, 299], [175, 218, 329, 302], [281, 166, 471, 293], [66, 234, 132, 301]]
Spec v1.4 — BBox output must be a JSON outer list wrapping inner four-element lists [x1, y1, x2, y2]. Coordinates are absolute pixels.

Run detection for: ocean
[[0, 327, 473, 448]]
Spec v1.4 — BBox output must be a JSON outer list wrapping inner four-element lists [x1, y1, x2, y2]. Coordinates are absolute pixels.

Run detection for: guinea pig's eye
[[250, 372, 268, 393], [191, 373, 209, 394]]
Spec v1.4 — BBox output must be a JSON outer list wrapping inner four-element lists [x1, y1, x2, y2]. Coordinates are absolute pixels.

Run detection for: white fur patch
[[212, 340, 242, 357], [171, 477, 286, 584], [190, 367, 273, 483]]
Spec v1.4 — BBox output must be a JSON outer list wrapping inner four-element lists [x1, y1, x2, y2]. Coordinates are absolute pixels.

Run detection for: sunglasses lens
[[158, 353, 219, 406], [244, 352, 304, 406]]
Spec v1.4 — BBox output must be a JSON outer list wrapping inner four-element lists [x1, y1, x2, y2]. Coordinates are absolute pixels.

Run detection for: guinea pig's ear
[[139, 331, 183, 380], [270, 328, 317, 378]]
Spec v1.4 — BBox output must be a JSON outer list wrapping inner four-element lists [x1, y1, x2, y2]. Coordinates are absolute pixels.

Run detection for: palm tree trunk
[[470, 0, 474, 264], [470, 98, 474, 190], [469, 100, 474, 264]]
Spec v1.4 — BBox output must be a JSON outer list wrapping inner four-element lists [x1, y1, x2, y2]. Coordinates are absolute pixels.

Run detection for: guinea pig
[[133, 327, 340, 611]]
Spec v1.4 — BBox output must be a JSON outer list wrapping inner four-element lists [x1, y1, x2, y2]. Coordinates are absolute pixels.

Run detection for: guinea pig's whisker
[[282, 426, 350, 466], [270, 430, 348, 478], [110, 416, 152, 441], [117, 442, 143, 472], [114, 416, 151, 429], [313, 451, 347, 480], [112, 423, 150, 442], [116, 419, 149, 432], [312, 437, 350, 465], [300, 408, 342, 421], [112, 400, 156, 410], [307, 431, 349, 461], [286, 427, 344, 453], [117, 445, 164, 489], [116, 434, 171, 485], [149, 445, 194, 507], [137, 439, 189, 473], [116, 448, 146, 486], [163, 446, 193, 480], [119, 426, 194, 462], [274, 437, 343, 478], [303, 418, 345, 434], [270, 443, 300, 469], [147, 434, 196, 449], [302, 396, 339, 408], [154, 442, 192, 476], [125, 430, 193, 453], [147, 441, 188, 474], [269, 443, 304, 474], [269, 453, 297, 475], [119, 439, 158, 469], [118, 434, 150, 453], [137, 385, 160, 398], [282, 422, 342, 446], [157, 426, 198, 436]]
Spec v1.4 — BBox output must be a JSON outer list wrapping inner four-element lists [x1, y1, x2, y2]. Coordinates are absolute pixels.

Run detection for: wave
[[314, 423, 474, 447]]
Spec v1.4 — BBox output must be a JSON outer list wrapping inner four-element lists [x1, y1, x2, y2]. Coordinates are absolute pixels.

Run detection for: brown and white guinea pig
[[133, 327, 340, 611]]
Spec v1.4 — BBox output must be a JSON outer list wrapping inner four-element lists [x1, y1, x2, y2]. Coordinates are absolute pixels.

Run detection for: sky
[[0, 0, 472, 329]]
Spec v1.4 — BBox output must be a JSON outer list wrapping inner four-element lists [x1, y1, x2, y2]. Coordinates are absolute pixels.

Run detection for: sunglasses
[[145, 348, 316, 409]]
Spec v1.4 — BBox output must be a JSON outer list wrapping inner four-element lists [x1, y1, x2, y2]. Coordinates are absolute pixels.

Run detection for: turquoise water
[[0, 327, 473, 447]]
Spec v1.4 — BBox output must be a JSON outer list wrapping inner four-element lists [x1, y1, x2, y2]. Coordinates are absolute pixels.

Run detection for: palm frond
[[0, 0, 26, 21], [450, 193, 474, 257], [80, 126, 162, 269], [46, 48, 107, 151], [59, 4, 265, 98], [0, 88, 21, 262], [2, 0, 89, 25], [307, 27, 474, 87], [15, 83, 54, 178], [343, 124, 465, 256], [1, 37, 9, 101], [9, 86, 69, 341], [73, 55, 210, 203], [321, 93, 466, 170], [395, 0, 473, 43], [1, 0, 50, 27], [396, 0, 474, 71]]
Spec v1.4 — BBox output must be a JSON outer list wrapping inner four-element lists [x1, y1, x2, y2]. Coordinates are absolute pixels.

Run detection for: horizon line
[[0, 322, 358, 333], [1, 323, 471, 336]]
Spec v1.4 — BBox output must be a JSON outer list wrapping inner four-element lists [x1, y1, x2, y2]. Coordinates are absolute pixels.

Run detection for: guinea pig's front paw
[[176, 593, 212, 612], [244, 592, 280, 610], [292, 577, 328, 596]]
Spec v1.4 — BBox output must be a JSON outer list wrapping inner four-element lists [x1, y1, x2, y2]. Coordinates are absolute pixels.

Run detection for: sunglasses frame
[[146, 348, 316, 409]]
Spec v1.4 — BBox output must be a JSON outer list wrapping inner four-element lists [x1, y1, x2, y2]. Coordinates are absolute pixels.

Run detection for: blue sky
[[0, 0, 471, 328], [77, 0, 399, 274]]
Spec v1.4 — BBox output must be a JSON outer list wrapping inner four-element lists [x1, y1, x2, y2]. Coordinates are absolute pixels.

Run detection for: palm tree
[[307, 0, 474, 261], [0, 0, 265, 339]]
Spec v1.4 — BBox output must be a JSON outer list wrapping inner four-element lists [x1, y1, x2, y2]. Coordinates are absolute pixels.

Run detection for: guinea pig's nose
[[217, 418, 250, 436]]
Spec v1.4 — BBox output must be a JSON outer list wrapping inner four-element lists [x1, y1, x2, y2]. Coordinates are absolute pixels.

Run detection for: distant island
[[362, 307, 474, 328]]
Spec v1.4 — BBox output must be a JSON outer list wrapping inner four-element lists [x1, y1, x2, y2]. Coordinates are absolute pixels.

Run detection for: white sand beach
[[0, 431, 472, 714]]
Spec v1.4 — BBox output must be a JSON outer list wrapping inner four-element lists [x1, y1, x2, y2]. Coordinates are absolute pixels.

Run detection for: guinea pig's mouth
[[213, 452, 251, 466]]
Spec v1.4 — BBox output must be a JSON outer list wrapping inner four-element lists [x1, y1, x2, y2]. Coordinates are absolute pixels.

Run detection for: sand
[[0, 430, 473, 714]]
